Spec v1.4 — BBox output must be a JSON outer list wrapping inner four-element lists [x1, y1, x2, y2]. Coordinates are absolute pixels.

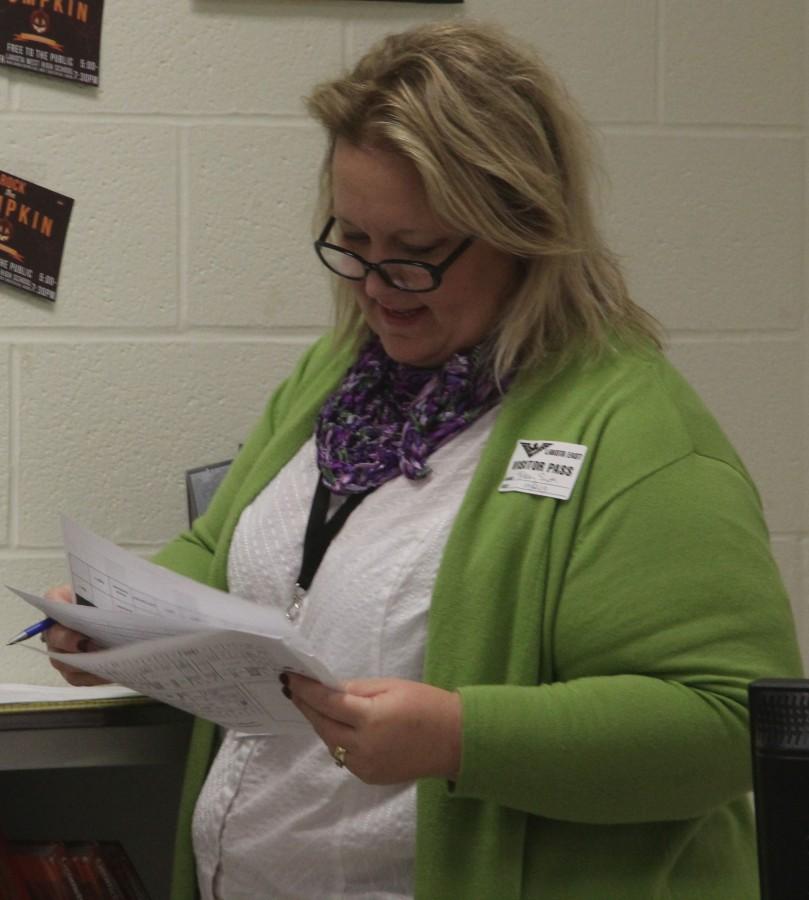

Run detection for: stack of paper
[[6, 518, 339, 735], [0, 683, 140, 705]]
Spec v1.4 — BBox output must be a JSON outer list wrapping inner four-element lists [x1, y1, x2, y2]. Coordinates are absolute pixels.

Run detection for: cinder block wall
[[0, 0, 805, 684]]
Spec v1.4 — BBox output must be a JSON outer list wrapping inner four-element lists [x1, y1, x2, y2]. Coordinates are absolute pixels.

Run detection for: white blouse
[[192, 408, 498, 900]]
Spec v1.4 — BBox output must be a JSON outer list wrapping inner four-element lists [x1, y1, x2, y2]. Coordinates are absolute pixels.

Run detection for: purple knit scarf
[[315, 339, 505, 495]]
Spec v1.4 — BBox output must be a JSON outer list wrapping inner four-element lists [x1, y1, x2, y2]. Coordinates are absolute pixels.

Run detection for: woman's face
[[330, 138, 517, 368]]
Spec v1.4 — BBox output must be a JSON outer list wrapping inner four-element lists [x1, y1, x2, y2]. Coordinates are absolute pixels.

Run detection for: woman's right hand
[[43, 584, 109, 686]]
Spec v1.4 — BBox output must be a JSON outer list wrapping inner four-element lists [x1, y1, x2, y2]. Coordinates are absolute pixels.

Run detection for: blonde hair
[[306, 21, 661, 377]]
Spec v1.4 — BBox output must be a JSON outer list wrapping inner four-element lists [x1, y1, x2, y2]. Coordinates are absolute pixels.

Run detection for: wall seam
[[177, 124, 189, 333], [8, 344, 20, 548], [656, 0, 665, 125]]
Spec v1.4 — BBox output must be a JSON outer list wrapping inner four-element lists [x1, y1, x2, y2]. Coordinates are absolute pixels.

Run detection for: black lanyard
[[285, 480, 370, 621]]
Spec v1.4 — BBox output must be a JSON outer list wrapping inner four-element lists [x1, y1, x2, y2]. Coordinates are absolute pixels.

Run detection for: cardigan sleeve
[[453, 451, 802, 824]]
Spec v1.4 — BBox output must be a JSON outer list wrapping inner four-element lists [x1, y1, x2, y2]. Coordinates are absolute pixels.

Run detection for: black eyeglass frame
[[314, 216, 474, 293]]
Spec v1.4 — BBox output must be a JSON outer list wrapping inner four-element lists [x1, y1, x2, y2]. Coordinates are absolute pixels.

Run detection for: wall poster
[[0, 0, 104, 86], [0, 170, 74, 302]]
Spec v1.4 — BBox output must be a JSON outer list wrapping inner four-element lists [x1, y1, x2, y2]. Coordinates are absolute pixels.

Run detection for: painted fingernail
[[281, 686, 292, 700], [279, 672, 289, 687]]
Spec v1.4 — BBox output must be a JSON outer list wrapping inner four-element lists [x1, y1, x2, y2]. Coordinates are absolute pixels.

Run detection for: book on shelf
[[0, 828, 30, 900], [0, 838, 150, 900], [4, 841, 75, 900], [91, 842, 150, 900]]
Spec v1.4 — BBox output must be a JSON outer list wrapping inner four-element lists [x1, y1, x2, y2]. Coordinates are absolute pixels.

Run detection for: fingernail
[[77, 638, 90, 653], [281, 686, 292, 700], [279, 672, 289, 687]]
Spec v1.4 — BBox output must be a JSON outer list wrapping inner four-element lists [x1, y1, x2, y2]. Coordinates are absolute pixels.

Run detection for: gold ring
[[333, 745, 348, 768]]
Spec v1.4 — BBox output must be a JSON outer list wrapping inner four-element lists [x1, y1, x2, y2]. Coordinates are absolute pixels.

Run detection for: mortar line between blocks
[[177, 126, 190, 332], [8, 344, 21, 547], [343, 19, 353, 68], [655, 0, 665, 126]]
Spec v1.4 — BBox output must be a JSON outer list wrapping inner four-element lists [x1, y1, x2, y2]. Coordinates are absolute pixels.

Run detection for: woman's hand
[[286, 674, 462, 785], [43, 584, 109, 687]]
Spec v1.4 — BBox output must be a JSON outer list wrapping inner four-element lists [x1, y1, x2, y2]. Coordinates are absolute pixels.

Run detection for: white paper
[[7, 517, 340, 734]]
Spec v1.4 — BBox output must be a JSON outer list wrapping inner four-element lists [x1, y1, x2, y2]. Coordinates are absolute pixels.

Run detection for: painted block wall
[[0, 0, 806, 684]]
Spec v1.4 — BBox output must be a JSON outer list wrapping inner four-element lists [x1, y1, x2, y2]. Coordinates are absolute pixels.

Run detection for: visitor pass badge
[[499, 440, 588, 501]]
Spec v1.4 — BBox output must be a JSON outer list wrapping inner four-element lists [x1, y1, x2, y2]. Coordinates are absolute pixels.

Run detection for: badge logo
[[519, 441, 552, 458]]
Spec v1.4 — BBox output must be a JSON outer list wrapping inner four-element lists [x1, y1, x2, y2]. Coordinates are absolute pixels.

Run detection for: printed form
[[7, 517, 338, 735]]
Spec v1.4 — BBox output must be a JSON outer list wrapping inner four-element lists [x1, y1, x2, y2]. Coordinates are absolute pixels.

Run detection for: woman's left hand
[[286, 674, 462, 785]]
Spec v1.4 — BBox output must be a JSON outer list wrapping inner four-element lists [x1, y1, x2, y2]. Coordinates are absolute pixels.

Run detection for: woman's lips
[[378, 302, 426, 321]]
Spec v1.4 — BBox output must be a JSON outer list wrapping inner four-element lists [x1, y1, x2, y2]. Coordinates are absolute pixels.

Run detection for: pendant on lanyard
[[286, 479, 371, 621]]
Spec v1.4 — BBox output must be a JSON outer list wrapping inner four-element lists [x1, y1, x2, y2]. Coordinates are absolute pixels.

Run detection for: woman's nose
[[363, 266, 396, 300]]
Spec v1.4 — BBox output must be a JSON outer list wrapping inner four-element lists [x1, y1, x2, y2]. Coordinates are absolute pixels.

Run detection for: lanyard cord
[[286, 479, 371, 621]]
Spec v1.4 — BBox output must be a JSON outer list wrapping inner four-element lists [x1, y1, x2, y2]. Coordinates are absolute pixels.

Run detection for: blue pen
[[6, 617, 56, 646]]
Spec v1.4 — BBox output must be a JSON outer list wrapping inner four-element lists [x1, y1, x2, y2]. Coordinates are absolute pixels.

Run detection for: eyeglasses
[[314, 217, 474, 293]]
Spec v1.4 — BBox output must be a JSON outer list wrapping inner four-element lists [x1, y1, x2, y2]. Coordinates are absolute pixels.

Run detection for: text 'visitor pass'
[[499, 439, 588, 501]]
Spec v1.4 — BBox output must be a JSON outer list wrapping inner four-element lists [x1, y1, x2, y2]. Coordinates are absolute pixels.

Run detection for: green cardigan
[[154, 334, 802, 900]]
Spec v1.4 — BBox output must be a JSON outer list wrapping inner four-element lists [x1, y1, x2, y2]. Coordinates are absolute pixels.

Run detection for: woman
[[47, 21, 801, 900]]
